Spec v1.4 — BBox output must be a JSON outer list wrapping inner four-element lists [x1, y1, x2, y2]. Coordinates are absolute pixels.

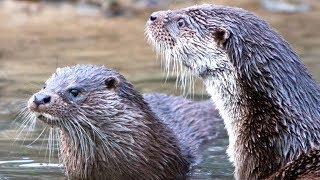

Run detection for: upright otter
[[146, 4, 320, 179], [26, 64, 221, 179]]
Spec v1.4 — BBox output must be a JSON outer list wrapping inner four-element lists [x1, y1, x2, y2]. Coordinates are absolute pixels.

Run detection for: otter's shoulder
[[143, 93, 222, 138], [143, 93, 192, 108], [143, 93, 219, 119], [143, 93, 223, 162]]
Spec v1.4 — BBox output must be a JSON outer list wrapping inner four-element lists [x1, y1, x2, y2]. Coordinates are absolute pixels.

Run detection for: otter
[[26, 64, 221, 179], [146, 4, 320, 179]]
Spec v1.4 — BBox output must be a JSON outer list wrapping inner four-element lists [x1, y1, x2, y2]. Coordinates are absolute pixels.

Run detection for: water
[[0, 0, 319, 179], [188, 128, 233, 179], [0, 117, 65, 179]]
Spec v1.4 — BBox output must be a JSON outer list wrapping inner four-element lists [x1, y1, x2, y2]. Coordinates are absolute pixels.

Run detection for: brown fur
[[146, 4, 320, 180], [27, 65, 221, 179]]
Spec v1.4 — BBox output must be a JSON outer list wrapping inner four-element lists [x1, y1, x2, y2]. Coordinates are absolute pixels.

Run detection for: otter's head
[[27, 65, 142, 128], [146, 4, 312, 104], [146, 4, 295, 82], [145, 4, 234, 79]]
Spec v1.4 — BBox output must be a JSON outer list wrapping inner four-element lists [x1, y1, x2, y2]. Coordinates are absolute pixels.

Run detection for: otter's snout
[[149, 12, 159, 22], [149, 14, 157, 21], [33, 93, 51, 106], [147, 11, 169, 24], [28, 92, 52, 112]]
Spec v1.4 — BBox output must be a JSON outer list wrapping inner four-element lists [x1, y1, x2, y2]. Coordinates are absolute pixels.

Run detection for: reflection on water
[[188, 127, 233, 179], [0, 159, 63, 179]]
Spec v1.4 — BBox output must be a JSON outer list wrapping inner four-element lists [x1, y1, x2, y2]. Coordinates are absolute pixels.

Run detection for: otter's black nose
[[150, 15, 157, 21], [33, 93, 51, 106]]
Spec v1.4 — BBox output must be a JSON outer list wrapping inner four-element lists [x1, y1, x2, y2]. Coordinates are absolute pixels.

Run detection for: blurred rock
[[101, 0, 171, 17], [1, 0, 44, 15], [261, 0, 310, 13], [7, 0, 174, 17]]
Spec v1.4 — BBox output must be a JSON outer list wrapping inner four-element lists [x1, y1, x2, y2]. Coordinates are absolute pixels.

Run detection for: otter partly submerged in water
[[146, 4, 320, 179], [26, 65, 221, 179]]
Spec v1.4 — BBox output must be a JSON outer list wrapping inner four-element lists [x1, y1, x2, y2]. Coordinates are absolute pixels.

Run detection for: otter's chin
[[35, 113, 61, 127], [36, 114, 46, 121], [180, 61, 204, 76]]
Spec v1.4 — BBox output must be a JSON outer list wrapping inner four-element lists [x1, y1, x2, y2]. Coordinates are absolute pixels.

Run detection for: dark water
[[0, 116, 65, 179]]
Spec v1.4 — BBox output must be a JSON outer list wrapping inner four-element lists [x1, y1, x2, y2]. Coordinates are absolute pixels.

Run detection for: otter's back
[[143, 93, 222, 162]]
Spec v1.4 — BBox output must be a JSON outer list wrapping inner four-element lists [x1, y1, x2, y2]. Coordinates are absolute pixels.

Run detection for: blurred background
[[0, 0, 319, 179]]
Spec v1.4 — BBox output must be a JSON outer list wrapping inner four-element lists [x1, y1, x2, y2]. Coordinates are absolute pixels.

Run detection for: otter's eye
[[69, 89, 79, 97], [177, 19, 186, 28]]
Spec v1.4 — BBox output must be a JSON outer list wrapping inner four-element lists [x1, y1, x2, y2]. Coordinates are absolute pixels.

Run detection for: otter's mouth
[[37, 114, 46, 121], [35, 113, 60, 127]]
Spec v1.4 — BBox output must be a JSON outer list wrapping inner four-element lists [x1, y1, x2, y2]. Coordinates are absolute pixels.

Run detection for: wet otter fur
[[144, 93, 221, 159], [146, 4, 320, 179], [26, 64, 221, 179]]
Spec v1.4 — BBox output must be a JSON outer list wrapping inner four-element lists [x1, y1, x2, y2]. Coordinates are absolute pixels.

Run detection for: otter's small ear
[[105, 77, 119, 90], [213, 27, 229, 47]]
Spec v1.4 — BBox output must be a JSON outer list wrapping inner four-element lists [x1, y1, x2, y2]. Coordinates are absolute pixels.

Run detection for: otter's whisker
[[40, 126, 50, 157], [68, 120, 87, 160], [67, 117, 95, 176], [47, 127, 55, 164], [27, 126, 47, 146], [13, 109, 31, 144], [16, 109, 32, 133], [54, 128, 61, 165], [71, 118, 95, 158], [17, 114, 37, 146], [12, 105, 28, 127], [62, 120, 88, 176]]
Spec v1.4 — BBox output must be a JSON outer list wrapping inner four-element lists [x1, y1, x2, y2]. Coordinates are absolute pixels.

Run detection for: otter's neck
[[205, 34, 320, 179], [59, 100, 189, 179]]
